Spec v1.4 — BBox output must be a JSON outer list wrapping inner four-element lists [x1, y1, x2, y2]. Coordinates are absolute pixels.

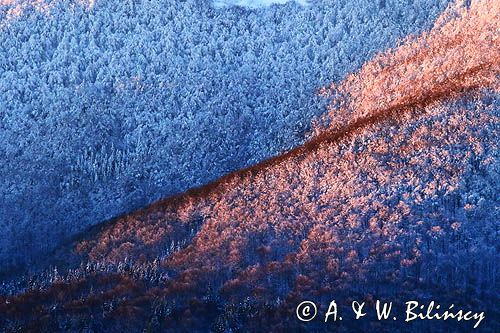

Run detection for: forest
[[0, 0, 498, 331], [0, 0, 452, 273]]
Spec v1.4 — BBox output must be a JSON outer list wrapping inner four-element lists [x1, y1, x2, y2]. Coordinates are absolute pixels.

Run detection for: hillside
[[0, 0, 454, 274], [0, 1, 498, 331]]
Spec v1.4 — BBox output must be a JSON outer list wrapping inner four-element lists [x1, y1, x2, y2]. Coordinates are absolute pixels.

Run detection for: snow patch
[[214, 0, 308, 8]]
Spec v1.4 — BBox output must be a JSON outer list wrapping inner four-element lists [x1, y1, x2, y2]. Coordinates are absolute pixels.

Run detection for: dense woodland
[[0, 1, 498, 331], [0, 0, 453, 273]]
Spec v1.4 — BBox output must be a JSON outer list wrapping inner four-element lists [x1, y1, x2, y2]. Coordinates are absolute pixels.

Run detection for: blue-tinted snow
[[0, 0, 452, 272]]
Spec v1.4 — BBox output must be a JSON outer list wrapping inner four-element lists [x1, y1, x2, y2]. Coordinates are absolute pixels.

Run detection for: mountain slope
[[79, 0, 499, 265], [0, 0, 454, 273], [1, 1, 499, 332]]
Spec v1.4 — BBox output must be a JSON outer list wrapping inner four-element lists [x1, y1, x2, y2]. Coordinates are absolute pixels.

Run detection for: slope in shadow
[[1, 1, 499, 331]]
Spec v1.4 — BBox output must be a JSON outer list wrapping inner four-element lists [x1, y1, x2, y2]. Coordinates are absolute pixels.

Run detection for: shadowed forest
[[0, 0, 498, 332]]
